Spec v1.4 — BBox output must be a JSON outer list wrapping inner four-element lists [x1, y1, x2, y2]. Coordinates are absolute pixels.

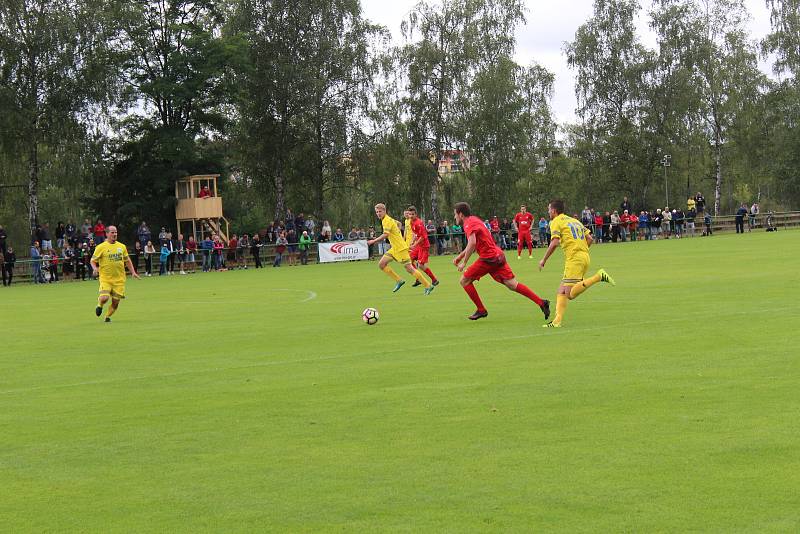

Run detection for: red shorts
[[464, 255, 515, 283], [410, 246, 429, 264]]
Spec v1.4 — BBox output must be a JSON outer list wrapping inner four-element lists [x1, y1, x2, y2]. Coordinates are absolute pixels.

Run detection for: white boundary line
[[1, 306, 794, 396]]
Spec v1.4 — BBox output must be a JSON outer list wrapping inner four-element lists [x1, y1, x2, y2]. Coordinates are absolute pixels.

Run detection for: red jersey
[[411, 218, 427, 248], [464, 216, 503, 259], [93, 224, 106, 237], [514, 212, 534, 233], [490, 218, 500, 232]]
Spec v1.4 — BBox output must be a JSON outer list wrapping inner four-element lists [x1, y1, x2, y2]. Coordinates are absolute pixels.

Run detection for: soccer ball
[[362, 307, 379, 325]]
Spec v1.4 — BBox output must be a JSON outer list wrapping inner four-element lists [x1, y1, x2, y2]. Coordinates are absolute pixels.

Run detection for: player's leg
[[96, 286, 111, 317], [105, 297, 120, 321], [524, 233, 533, 257], [379, 253, 404, 291], [517, 233, 523, 258], [403, 261, 431, 290], [501, 276, 550, 320], [460, 274, 488, 319]]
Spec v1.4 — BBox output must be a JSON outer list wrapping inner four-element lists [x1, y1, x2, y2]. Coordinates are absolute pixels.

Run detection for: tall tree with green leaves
[[398, 0, 526, 220], [0, 0, 115, 237]]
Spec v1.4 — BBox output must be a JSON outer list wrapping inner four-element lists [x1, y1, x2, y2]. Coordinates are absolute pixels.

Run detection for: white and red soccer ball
[[362, 307, 379, 325]]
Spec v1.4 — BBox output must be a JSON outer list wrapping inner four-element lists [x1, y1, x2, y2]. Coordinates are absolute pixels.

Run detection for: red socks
[[515, 283, 544, 306], [424, 268, 437, 283], [463, 283, 486, 311]]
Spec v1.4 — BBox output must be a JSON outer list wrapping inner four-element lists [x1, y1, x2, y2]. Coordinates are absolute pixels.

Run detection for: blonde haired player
[[538, 199, 614, 327], [90, 225, 140, 322], [367, 203, 434, 294]]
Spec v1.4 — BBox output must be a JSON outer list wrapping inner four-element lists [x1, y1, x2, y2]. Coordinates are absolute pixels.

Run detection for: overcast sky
[[361, 0, 776, 126]]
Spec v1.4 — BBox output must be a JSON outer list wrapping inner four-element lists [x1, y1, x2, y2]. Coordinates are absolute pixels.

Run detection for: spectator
[[347, 227, 359, 240], [198, 184, 212, 198], [358, 227, 366, 240], [159, 242, 170, 275], [367, 226, 377, 257], [426, 219, 436, 253], [651, 209, 662, 239], [299, 230, 312, 265], [47, 248, 59, 282], [538, 217, 549, 245], [593, 212, 604, 243], [80, 218, 92, 243], [2, 246, 15, 286], [200, 234, 213, 272], [305, 216, 316, 237], [251, 233, 263, 268], [40, 223, 52, 250], [661, 208, 672, 238], [749, 202, 759, 231], [450, 220, 463, 253], [295, 212, 305, 235], [227, 234, 239, 269], [500, 218, 511, 249], [638, 211, 649, 240], [735, 203, 748, 233], [619, 211, 630, 241], [610, 211, 621, 242], [93, 219, 106, 244], [30, 241, 44, 283], [166, 231, 176, 274], [703, 212, 713, 236], [186, 235, 198, 272], [687, 196, 696, 214], [602, 211, 611, 242], [0, 224, 7, 254], [321, 220, 332, 242], [286, 227, 298, 266], [55, 222, 66, 249], [63, 243, 75, 278], [212, 234, 224, 270], [628, 211, 639, 241], [158, 226, 169, 246], [237, 233, 249, 269], [333, 228, 345, 241], [620, 196, 631, 214], [138, 221, 151, 250], [580, 206, 593, 231], [673, 208, 685, 238], [695, 192, 706, 213], [436, 220, 449, 255], [66, 221, 77, 247], [490, 216, 501, 246], [175, 233, 187, 274], [685, 208, 697, 237], [76, 242, 90, 280], [765, 210, 776, 231], [274, 231, 288, 267]]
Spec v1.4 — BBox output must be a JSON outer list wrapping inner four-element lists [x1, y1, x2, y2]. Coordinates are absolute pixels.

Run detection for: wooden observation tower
[[175, 174, 230, 242]]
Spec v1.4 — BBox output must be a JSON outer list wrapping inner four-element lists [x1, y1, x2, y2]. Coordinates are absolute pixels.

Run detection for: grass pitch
[[2, 230, 799, 532]]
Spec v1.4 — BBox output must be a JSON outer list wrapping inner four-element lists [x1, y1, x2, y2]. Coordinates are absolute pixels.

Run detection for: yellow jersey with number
[[549, 214, 590, 260], [91, 240, 129, 284], [382, 215, 408, 253]]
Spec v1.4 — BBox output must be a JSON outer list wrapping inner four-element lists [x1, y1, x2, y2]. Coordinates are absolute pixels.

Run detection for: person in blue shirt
[[201, 235, 213, 272], [735, 204, 748, 233], [159, 242, 170, 275], [538, 217, 549, 245], [638, 211, 650, 240]]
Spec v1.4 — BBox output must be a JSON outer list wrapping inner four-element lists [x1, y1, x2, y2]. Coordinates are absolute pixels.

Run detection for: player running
[[514, 204, 535, 259], [408, 206, 439, 287], [538, 199, 615, 328], [367, 203, 434, 294], [90, 225, 140, 322], [452, 202, 549, 321]]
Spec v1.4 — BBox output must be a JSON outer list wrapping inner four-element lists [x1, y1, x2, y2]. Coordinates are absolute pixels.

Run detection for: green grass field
[[2, 230, 799, 532]]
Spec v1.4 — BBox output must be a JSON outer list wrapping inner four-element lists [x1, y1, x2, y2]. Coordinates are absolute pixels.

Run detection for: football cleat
[[104, 317, 111, 323], [392, 280, 406, 293], [542, 321, 561, 328], [432, 279, 439, 286], [424, 285, 435, 295], [95, 306, 102, 317], [540, 299, 551, 321], [598, 268, 616, 286], [412, 280, 421, 287], [468, 310, 489, 320]]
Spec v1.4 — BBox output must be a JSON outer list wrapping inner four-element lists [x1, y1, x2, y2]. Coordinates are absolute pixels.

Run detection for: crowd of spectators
[[0, 194, 777, 286]]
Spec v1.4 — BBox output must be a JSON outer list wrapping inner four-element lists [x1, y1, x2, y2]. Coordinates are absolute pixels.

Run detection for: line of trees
[[0, 0, 798, 244]]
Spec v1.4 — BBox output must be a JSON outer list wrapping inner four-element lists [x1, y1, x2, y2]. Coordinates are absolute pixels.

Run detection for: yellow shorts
[[99, 280, 126, 299], [383, 248, 411, 264], [562, 252, 589, 285]]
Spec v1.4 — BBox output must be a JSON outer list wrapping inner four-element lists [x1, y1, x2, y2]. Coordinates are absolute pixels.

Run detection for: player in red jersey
[[408, 206, 439, 287], [452, 202, 550, 321], [514, 204, 535, 259]]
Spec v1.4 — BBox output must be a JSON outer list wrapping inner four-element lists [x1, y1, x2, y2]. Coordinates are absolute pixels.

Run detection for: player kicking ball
[[90, 225, 140, 322], [367, 203, 434, 295], [539, 199, 615, 328], [452, 202, 549, 321]]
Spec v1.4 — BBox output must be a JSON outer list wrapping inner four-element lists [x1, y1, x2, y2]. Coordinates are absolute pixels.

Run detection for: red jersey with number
[[411, 218, 427, 249], [464, 216, 503, 259], [514, 212, 534, 233]]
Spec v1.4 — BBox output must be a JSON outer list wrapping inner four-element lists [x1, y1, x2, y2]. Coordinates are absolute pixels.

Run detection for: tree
[[0, 0, 115, 237]]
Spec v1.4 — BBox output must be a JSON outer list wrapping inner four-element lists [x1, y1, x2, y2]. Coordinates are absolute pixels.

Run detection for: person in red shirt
[[619, 210, 631, 241], [408, 206, 439, 287], [198, 185, 212, 198], [227, 234, 239, 269], [628, 212, 639, 241], [513, 205, 535, 259], [593, 213, 604, 243], [93, 219, 106, 243], [452, 202, 549, 321]]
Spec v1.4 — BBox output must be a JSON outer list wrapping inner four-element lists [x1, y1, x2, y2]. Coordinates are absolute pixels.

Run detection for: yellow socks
[[553, 294, 569, 325], [411, 268, 431, 288], [570, 273, 601, 299], [382, 265, 402, 282]]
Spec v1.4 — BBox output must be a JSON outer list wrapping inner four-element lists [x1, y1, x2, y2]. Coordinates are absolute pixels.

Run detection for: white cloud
[[361, 0, 776, 125]]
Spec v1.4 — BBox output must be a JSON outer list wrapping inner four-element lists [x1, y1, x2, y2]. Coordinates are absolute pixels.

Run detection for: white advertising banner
[[317, 240, 370, 263]]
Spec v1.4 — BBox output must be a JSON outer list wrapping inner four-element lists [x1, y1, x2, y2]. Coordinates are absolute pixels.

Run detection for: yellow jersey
[[404, 218, 414, 246], [91, 240, 129, 284], [549, 214, 590, 259], [382, 215, 409, 253]]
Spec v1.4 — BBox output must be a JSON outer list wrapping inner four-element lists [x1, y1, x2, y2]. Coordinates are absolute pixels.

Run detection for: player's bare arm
[[455, 234, 477, 272], [538, 237, 560, 271], [90, 259, 99, 277], [367, 232, 388, 246], [127, 257, 141, 279]]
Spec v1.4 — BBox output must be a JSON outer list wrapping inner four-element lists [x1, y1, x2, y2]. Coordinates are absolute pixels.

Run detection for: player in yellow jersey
[[403, 209, 414, 248], [538, 199, 614, 327], [367, 203, 434, 294], [90, 225, 140, 322]]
